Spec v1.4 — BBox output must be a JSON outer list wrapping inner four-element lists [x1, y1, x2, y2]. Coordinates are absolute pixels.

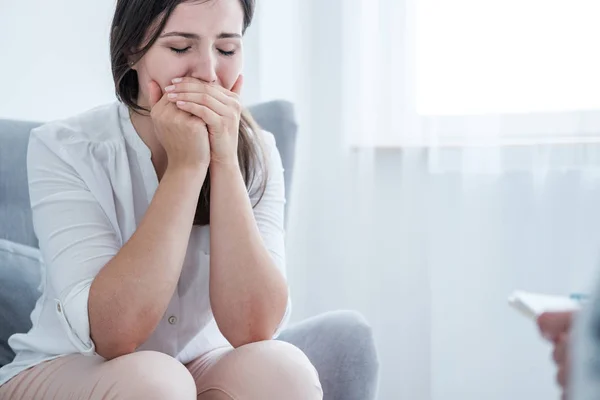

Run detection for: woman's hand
[[538, 311, 575, 400], [147, 80, 211, 170], [164, 76, 243, 167]]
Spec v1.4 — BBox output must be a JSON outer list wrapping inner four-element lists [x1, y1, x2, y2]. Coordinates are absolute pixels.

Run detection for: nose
[[191, 51, 217, 84]]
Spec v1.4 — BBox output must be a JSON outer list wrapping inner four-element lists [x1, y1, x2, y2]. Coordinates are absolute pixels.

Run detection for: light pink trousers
[[0, 340, 323, 400]]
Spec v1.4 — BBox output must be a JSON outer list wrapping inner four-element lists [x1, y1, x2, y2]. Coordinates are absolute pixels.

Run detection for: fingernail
[[165, 85, 175, 92], [177, 101, 186, 106], [172, 78, 183, 83], [167, 93, 177, 99]]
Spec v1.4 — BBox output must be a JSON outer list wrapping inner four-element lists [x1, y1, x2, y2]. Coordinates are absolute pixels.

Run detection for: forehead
[[163, 0, 244, 34]]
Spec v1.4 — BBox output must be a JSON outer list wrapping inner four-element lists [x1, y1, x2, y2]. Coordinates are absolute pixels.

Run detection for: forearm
[[90, 165, 207, 359], [209, 163, 288, 347]]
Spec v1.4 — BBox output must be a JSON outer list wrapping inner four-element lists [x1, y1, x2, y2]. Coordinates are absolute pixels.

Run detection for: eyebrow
[[160, 31, 242, 40]]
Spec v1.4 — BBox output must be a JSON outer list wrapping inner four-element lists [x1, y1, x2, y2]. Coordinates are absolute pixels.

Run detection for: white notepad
[[508, 290, 583, 321]]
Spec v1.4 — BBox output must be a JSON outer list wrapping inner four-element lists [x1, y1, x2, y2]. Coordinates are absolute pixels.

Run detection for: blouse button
[[168, 316, 178, 325]]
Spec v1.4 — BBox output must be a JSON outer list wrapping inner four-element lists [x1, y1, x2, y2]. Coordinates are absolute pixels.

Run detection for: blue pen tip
[[570, 293, 590, 301]]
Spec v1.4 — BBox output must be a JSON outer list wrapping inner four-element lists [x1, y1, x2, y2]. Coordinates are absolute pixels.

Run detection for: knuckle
[[557, 367, 568, 387], [186, 121, 199, 132], [174, 113, 186, 125], [199, 93, 210, 103], [153, 113, 164, 125], [150, 106, 160, 118], [537, 313, 550, 328]]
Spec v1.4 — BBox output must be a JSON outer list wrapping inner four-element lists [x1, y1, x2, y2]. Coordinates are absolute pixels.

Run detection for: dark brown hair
[[110, 0, 266, 225]]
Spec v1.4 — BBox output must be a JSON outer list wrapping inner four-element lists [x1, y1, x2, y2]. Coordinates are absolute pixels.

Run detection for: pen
[[570, 293, 590, 302]]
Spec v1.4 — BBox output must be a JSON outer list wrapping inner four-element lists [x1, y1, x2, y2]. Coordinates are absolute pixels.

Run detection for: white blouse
[[0, 101, 290, 386]]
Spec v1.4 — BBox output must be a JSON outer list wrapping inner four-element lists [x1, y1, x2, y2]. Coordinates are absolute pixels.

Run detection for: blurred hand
[[537, 311, 575, 400]]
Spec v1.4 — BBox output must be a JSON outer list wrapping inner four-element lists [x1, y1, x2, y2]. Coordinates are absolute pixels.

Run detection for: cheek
[[136, 52, 188, 96]]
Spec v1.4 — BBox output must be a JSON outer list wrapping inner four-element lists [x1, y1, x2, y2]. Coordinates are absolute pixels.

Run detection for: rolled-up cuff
[[55, 279, 96, 355], [273, 295, 292, 338]]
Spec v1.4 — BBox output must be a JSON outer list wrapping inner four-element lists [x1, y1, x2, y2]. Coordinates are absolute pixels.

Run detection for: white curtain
[[341, 0, 419, 147], [252, 0, 600, 399]]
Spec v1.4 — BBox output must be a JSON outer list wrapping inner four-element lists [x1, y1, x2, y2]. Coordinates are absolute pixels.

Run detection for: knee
[[209, 341, 322, 399], [110, 351, 196, 400], [246, 341, 323, 399]]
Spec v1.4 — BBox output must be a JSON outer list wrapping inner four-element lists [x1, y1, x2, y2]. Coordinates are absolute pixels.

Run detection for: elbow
[[93, 335, 139, 360], [227, 300, 289, 348], [96, 346, 135, 361], [229, 327, 275, 349], [89, 298, 148, 360], [215, 280, 289, 348], [219, 311, 282, 348], [90, 318, 142, 360]]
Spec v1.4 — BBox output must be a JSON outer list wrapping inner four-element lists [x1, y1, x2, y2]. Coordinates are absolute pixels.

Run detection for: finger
[[552, 334, 569, 364], [168, 77, 239, 103], [167, 92, 230, 116], [148, 80, 163, 108], [175, 101, 221, 127], [231, 74, 243, 96], [557, 365, 568, 389], [538, 312, 574, 341]]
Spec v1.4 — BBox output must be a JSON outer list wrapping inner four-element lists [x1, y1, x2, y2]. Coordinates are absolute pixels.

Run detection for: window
[[416, 0, 600, 116], [343, 0, 600, 146]]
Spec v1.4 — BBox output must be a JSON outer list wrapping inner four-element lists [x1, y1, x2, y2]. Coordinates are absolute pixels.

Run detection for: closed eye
[[218, 49, 236, 57], [170, 47, 191, 54]]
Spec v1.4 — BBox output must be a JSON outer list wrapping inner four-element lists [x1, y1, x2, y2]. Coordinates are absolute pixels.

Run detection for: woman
[[0, 0, 382, 398]]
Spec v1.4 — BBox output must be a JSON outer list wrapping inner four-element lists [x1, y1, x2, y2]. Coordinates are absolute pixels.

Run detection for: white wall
[[0, 1, 116, 121], [245, 0, 298, 105]]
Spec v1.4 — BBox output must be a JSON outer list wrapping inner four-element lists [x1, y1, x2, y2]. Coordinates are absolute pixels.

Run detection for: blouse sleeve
[[27, 128, 121, 355], [250, 131, 292, 337]]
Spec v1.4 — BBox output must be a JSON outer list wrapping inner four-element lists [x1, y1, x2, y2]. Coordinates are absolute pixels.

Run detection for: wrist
[[210, 157, 241, 172], [166, 162, 209, 183], [210, 159, 244, 180]]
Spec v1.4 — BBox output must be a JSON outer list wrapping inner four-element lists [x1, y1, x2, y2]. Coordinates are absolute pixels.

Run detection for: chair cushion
[[0, 120, 42, 248], [0, 239, 42, 367]]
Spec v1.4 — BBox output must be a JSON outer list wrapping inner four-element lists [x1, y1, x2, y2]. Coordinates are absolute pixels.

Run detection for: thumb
[[231, 74, 244, 96], [147, 80, 162, 108], [537, 311, 574, 342]]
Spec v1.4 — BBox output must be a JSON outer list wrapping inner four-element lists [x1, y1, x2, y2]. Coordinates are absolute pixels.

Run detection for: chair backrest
[[0, 100, 298, 248]]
